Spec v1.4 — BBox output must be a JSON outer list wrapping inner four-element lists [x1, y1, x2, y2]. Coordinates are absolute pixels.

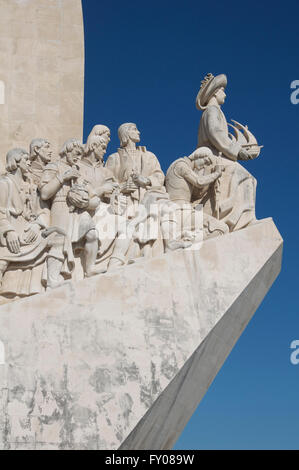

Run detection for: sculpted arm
[[34, 205, 50, 229], [39, 166, 62, 201], [96, 173, 119, 200], [0, 182, 14, 237], [178, 162, 220, 188], [105, 154, 121, 183], [205, 107, 240, 161], [0, 181, 21, 253], [86, 184, 101, 210], [86, 194, 100, 211], [146, 152, 165, 187]]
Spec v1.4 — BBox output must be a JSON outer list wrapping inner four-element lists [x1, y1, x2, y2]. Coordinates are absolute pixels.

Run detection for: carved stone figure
[[196, 73, 261, 231], [79, 132, 128, 270], [105, 124, 190, 269], [86, 124, 111, 148], [0, 148, 61, 296], [106, 123, 165, 218], [40, 139, 103, 280], [29, 138, 53, 183], [28, 138, 53, 229], [166, 147, 228, 240], [80, 132, 117, 199]]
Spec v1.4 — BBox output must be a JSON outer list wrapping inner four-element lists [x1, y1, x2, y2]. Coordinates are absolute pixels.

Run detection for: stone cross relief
[[0, 73, 262, 303]]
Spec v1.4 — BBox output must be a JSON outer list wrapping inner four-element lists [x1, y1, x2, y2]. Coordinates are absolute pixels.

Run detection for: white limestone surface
[[0, 218, 282, 449], [0, 0, 84, 170]]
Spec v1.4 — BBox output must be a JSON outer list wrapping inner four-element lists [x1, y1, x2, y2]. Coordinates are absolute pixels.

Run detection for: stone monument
[[0, 1, 282, 451], [0, 0, 84, 171]]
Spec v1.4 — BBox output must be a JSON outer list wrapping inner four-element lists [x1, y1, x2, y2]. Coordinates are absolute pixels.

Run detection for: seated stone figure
[[166, 147, 228, 241], [0, 148, 66, 297], [40, 138, 104, 281]]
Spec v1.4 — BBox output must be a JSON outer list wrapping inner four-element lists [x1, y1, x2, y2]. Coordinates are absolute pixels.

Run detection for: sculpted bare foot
[[107, 256, 126, 272], [85, 265, 107, 277], [165, 240, 192, 252]]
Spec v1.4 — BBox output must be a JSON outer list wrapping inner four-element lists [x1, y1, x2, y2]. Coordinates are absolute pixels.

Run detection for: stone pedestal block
[[0, 218, 282, 449]]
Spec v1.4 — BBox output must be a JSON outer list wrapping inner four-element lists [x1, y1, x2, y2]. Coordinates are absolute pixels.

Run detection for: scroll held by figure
[[0, 72, 263, 303]]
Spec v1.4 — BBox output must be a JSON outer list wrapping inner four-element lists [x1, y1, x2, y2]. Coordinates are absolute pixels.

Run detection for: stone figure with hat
[[196, 73, 262, 231]]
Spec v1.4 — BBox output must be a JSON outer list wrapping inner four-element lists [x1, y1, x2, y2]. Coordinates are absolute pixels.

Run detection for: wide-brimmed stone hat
[[196, 73, 227, 110]]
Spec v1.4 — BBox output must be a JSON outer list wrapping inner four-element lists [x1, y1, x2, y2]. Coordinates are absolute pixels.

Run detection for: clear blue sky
[[82, 0, 299, 449]]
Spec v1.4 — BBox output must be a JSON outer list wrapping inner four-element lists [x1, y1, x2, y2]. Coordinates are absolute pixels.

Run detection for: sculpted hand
[[238, 149, 252, 161], [212, 170, 222, 181], [213, 164, 224, 179], [215, 164, 225, 173], [24, 223, 40, 244], [121, 180, 138, 194], [101, 181, 119, 195], [6, 231, 20, 254], [69, 193, 89, 209], [62, 169, 80, 182], [132, 173, 151, 188]]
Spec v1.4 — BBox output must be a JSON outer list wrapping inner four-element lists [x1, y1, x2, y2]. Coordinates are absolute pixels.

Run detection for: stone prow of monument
[[0, 218, 282, 450], [0, 1, 283, 451]]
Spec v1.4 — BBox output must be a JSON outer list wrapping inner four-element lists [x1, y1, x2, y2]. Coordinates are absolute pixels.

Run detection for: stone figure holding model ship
[[196, 73, 262, 231]]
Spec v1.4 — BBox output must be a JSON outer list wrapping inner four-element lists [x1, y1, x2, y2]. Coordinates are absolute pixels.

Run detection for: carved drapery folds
[[0, 74, 262, 302]]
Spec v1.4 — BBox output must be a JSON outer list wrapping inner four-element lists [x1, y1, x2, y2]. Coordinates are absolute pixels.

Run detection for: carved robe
[[78, 157, 126, 267], [0, 174, 49, 297], [29, 159, 51, 228], [79, 157, 114, 193], [40, 160, 96, 244], [105, 147, 166, 258], [198, 105, 257, 231]]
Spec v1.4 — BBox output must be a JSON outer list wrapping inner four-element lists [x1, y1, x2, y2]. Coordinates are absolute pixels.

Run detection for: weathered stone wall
[[0, 0, 84, 170]]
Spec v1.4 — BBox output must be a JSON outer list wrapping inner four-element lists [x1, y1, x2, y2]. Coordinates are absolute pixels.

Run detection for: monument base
[[0, 218, 282, 450]]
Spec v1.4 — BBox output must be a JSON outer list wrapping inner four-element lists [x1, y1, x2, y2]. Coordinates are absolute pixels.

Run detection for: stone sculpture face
[[65, 144, 82, 166], [128, 124, 141, 144], [19, 154, 30, 177], [101, 129, 111, 147], [6, 148, 30, 176], [30, 139, 52, 164], [95, 142, 107, 161], [88, 125, 111, 146], [37, 141, 52, 164], [194, 154, 213, 171], [214, 87, 226, 105], [87, 135, 107, 162]]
